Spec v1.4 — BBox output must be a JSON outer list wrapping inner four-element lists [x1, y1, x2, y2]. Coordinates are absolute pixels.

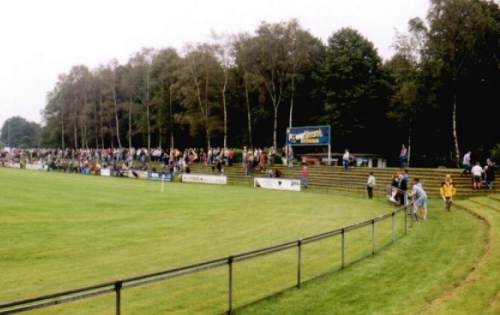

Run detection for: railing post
[[227, 256, 234, 315], [392, 212, 396, 242], [341, 228, 345, 269], [114, 281, 122, 315], [297, 239, 302, 288], [371, 219, 375, 255]]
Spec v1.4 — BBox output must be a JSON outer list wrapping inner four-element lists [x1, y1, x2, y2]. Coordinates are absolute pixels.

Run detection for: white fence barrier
[[100, 168, 111, 176], [254, 177, 301, 192], [181, 173, 227, 185]]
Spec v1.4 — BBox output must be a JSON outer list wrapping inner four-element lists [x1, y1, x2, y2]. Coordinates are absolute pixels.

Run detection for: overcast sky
[[0, 0, 429, 128]]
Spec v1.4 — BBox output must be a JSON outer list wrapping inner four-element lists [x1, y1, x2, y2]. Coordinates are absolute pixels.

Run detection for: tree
[[129, 48, 156, 150], [424, 0, 500, 165], [233, 33, 257, 148], [319, 28, 389, 152], [1, 116, 41, 148], [178, 43, 223, 149], [116, 63, 137, 149], [284, 19, 324, 129], [43, 74, 69, 149], [212, 32, 234, 150], [385, 54, 419, 165], [246, 22, 291, 149], [104, 60, 123, 148], [151, 48, 181, 150], [384, 18, 426, 165]]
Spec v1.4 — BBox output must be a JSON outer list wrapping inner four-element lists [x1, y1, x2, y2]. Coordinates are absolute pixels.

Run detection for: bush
[[490, 143, 500, 162]]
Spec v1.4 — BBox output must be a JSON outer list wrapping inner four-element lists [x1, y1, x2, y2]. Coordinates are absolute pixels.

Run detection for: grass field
[[0, 167, 497, 314], [239, 197, 500, 315], [1, 167, 400, 314]]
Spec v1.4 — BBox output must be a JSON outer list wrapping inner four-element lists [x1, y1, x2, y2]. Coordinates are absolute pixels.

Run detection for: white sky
[[0, 0, 429, 128]]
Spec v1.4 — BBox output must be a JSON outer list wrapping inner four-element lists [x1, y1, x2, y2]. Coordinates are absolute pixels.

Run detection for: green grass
[[1, 167, 497, 315], [239, 197, 499, 315], [420, 196, 500, 314], [0, 167, 396, 314]]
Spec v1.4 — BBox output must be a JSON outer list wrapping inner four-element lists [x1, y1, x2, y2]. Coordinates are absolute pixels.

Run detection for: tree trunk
[[73, 123, 78, 149], [94, 103, 99, 149], [407, 120, 412, 167], [169, 86, 174, 152], [80, 124, 84, 149], [222, 71, 228, 150], [289, 74, 295, 129], [128, 100, 132, 149], [61, 120, 65, 149], [61, 110, 65, 149], [244, 77, 253, 148], [98, 96, 104, 149], [83, 118, 89, 149], [206, 130, 211, 150], [112, 86, 122, 148], [273, 105, 278, 149], [146, 104, 151, 150], [188, 54, 210, 150], [146, 66, 151, 150], [452, 93, 460, 167]]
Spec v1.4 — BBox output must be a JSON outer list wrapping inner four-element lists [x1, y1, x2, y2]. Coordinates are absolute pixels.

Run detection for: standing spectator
[[300, 165, 310, 190], [411, 178, 428, 221], [399, 144, 408, 168], [342, 149, 350, 171], [389, 173, 400, 203], [399, 169, 409, 205], [268, 146, 275, 166], [440, 174, 456, 211], [274, 168, 282, 178], [287, 145, 294, 167], [484, 158, 496, 189], [471, 161, 483, 189], [227, 148, 234, 166], [242, 146, 248, 175], [461, 151, 472, 176], [366, 172, 376, 199]]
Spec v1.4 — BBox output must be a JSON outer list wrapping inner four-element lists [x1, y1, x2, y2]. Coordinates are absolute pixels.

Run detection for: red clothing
[[301, 169, 310, 177]]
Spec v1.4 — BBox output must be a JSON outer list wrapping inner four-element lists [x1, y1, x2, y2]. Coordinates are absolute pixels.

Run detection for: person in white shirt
[[462, 151, 471, 175], [366, 172, 376, 199], [471, 161, 483, 189], [411, 178, 428, 220], [342, 149, 350, 170]]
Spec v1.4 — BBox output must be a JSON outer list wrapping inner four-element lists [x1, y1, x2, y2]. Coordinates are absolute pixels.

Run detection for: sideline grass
[[238, 199, 488, 315], [421, 196, 500, 314], [0, 167, 393, 314]]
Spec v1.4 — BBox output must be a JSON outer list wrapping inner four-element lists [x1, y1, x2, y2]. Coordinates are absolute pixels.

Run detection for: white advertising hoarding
[[100, 168, 111, 176], [254, 177, 301, 192], [6, 162, 21, 169], [181, 173, 227, 185], [25, 163, 44, 170]]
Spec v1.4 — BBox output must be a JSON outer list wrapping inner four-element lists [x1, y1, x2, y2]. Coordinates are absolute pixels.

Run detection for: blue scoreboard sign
[[286, 125, 331, 146]]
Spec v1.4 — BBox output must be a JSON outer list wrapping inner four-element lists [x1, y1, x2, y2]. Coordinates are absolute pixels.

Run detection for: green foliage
[[490, 143, 500, 161], [319, 28, 390, 152], [0, 116, 41, 148], [36, 2, 500, 165]]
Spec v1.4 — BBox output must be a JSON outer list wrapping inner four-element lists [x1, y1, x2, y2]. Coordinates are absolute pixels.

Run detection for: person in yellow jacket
[[440, 174, 457, 211]]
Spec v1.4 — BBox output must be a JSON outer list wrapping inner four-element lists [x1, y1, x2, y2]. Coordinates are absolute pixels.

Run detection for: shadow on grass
[[231, 237, 401, 315]]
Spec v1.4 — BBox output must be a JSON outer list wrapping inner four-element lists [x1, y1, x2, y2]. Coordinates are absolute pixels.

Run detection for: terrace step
[[189, 164, 499, 197]]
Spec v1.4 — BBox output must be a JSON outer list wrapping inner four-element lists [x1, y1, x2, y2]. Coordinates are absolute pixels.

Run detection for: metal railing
[[0, 203, 411, 315]]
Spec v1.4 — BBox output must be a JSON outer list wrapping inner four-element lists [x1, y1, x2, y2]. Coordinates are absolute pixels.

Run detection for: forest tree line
[[5, 0, 499, 166]]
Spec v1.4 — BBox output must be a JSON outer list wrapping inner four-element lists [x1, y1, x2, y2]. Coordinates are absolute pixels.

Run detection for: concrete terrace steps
[[189, 164, 498, 196]]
